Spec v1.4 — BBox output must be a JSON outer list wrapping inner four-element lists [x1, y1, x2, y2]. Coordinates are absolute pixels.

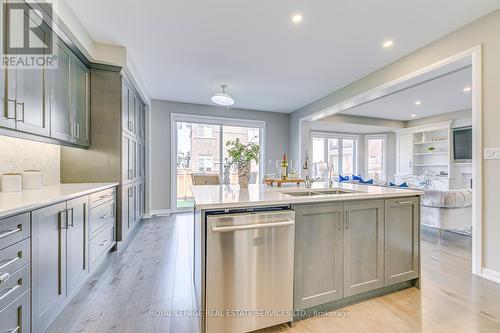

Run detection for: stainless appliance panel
[[206, 210, 294, 333]]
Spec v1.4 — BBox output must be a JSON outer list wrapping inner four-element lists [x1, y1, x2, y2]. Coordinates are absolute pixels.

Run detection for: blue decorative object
[[339, 175, 350, 182], [360, 178, 374, 184], [389, 182, 408, 187], [399, 182, 409, 188], [389, 182, 397, 187], [352, 174, 363, 181]]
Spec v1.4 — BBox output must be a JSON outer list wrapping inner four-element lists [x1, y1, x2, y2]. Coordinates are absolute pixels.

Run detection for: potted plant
[[226, 138, 259, 188]]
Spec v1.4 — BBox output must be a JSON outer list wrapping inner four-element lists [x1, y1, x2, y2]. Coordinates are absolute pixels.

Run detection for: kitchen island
[[193, 182, 422, 333]]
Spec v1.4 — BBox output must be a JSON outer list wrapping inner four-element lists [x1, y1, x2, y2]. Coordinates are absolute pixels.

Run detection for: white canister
[[2, 173, 23, 192], [23, 170, 43, 190]]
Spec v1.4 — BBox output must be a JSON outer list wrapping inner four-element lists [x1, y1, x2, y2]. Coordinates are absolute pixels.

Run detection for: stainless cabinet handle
[[59, 210, 67, 230], [396, 201, 413, 205], [76, 123, 80, 139], [15, 102, 24, 122], [0, 282, 21, 301], [98, 240, 109, 247], [128, 169, 133, 179], [0, 272, 10, 283], [100, 214, 111, 220], [67, 208, 74, 228], [0, 254, 21, 271], [211, 220, 294, 233], [98, 194, 111, 200], [128, 120, 133, 131], [0, 225, 22, 239]]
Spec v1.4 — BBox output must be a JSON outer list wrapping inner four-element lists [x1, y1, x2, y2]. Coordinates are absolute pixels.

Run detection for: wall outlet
[[484, 147, 500, 160]]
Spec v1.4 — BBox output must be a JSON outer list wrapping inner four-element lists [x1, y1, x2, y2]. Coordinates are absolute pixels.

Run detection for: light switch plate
[[484, 147, 500, 160]]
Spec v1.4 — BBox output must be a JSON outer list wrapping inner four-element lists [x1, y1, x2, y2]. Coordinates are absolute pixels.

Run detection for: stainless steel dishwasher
[[205, 207, 295, 333]]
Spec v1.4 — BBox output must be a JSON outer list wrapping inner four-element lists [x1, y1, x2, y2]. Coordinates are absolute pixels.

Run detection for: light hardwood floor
[[48, 214, 500, 333]]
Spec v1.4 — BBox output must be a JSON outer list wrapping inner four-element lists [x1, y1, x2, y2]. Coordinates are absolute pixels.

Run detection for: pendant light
[[211, 84, 234, 106]]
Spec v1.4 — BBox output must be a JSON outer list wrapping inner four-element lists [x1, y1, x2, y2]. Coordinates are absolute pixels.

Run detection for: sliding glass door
[[173, 115, 265, 211]]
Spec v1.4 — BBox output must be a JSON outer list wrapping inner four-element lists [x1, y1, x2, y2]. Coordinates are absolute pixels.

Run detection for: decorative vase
[[237, 161, 251, 188]]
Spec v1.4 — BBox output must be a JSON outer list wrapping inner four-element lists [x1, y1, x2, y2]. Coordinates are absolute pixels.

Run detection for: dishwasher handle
[[211, 219, 294, 233]]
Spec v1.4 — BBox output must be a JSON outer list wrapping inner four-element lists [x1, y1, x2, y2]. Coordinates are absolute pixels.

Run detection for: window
[[173, 114, 265, 211], [198, 154, 213, 172], [365, 135, 387, 180], [195, 125, 213, 138], [311, 133, 358, 177]]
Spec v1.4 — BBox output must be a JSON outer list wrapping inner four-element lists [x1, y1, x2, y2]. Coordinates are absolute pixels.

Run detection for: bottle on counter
[[281, 154, 288, 180]]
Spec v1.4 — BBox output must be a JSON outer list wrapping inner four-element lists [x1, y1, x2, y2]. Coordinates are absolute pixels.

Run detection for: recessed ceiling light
[[463, 86, 472, 92], [291, 14, 303, 23], [383, 40, 394, 48], [411, 114, 417, 118], [414, 100, 422, 106]]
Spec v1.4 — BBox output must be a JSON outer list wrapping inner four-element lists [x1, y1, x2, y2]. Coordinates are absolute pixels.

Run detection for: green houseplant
[[226, 138, 260, 188]]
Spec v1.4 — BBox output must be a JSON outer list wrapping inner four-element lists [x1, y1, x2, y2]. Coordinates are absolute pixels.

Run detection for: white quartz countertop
[[0, 183, 118, 219], [192, 182, 423, 210]]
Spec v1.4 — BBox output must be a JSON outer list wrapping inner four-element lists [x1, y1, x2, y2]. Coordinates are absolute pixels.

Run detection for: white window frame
[[310, 132, 359, 176], [171, 113, 266, 212], [365, 134, 387, 181]]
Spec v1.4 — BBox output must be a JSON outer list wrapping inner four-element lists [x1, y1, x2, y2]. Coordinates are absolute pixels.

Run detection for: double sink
[[281, 188, 355, 197]]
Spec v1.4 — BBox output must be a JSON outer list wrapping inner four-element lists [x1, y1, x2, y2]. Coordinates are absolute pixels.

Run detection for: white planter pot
[[237, 161, 251, 188]]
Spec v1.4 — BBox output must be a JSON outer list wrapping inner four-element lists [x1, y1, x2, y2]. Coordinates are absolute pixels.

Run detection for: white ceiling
[[66, 0, 499, 113], [340, 66, 472, 121]]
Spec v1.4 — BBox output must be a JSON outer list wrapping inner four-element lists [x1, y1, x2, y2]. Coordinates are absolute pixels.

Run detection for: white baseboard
[[143, 213, 152, 219], [481, 268, 500, 284], [149, 209, 172, 217]]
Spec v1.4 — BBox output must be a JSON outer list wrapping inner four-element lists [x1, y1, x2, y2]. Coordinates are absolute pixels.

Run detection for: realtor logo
[[2, 0, 57, 69]]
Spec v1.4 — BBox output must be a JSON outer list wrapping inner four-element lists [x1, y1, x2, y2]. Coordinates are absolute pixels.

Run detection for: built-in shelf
[[413, 139, 448, 145], [413, 152, 448, 156], [413, 163, 449, 167]]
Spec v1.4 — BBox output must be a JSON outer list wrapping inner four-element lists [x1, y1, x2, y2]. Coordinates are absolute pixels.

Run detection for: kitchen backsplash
[[0, 135, 60, 187]]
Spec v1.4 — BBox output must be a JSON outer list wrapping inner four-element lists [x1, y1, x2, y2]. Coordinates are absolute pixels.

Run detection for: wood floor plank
[[48, 214, 500, 333]]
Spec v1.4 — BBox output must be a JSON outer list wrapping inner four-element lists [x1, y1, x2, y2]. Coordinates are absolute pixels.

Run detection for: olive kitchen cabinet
[[342, 200, 384, 297], [384, 197, 420, 286], [294, 197, 419, 312], [1, 6, 90, 147], [294, 203, 344, 310]]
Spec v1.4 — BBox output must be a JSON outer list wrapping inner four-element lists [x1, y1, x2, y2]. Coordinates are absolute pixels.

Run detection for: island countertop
[[192, 182, 422, 210], [0, 182, 119, 219]]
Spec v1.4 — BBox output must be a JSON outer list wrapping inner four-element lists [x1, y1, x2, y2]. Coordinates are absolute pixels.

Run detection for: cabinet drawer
[[90, 188, 115, 207], [90, 222, 115, 264], [0, 264, 30, 311], [90, 200, 115, 236], [0, 289, 30, 333], [0, 213, 30, 251], [0, 238, 30, 277]]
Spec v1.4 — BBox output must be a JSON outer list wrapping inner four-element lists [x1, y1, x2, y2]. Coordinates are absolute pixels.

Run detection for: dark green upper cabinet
[[70, 55, 90, 146], [49, 39, 72, 142], [1, 4, 90, 148]]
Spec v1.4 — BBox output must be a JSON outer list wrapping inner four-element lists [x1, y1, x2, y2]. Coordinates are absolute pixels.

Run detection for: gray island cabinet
[[192, 183, 422, 333], [294, 197, 419, 314]]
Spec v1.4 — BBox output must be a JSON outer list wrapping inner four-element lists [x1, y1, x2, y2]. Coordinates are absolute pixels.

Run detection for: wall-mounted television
[[453, 126, 472, 162]]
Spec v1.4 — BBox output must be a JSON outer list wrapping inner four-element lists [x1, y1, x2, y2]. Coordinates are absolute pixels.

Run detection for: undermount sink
[[282, 189, 354, 197], [283, 191, 323, 197]]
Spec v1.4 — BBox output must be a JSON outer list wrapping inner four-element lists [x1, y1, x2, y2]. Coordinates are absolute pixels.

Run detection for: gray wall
[[289, 9, 500, 273], [150, 100, 289, 212]]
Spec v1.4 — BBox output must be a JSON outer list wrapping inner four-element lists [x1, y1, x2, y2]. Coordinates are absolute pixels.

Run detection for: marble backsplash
[[0, 135, 60, 187]]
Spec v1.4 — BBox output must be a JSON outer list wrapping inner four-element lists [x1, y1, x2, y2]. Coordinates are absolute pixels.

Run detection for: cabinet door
[[129, 184, 137, 226], [0, 290, 30, 333], [70, 56, 90, 146], [0, 1, 14, 128], [50, 39, 72, 142], [385, 197, 420, 286], [121, 186, 130, 239], [343, 200, 384, 297], [10, 11, 50, 136], [294, 203, 343, 310], [129, 138, 137, 180], [128, 92, 136, 136], [32, 202, 68, 333], [121, 81, 129, 133], [1, 68, 16, 129], [67, 196, 90, 296], [397, 133, 413, 175]]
